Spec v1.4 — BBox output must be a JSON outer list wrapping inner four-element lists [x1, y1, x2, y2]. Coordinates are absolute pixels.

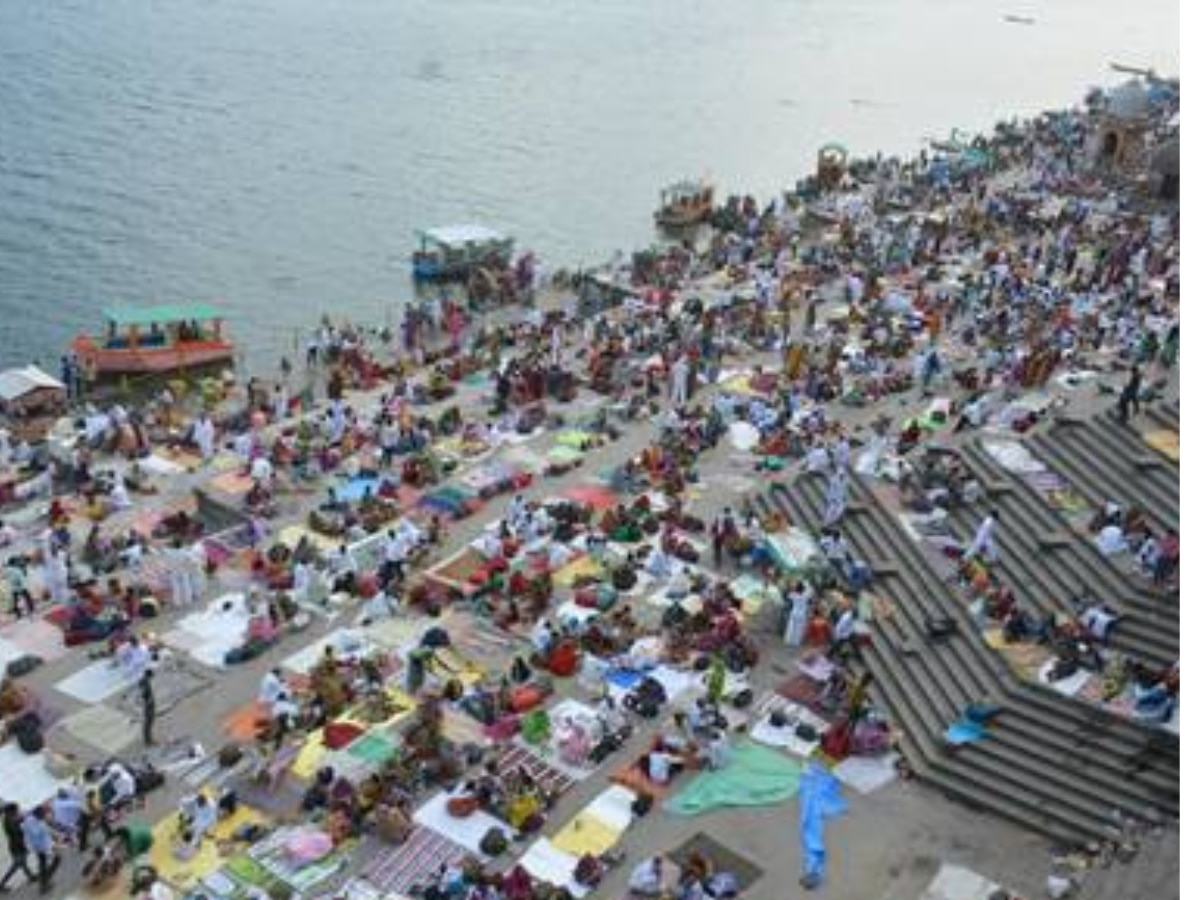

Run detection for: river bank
[[0, 76, 1180, 900]]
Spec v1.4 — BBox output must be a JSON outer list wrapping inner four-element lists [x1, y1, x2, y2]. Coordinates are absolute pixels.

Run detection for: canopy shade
[[103, 303, 224, 327]]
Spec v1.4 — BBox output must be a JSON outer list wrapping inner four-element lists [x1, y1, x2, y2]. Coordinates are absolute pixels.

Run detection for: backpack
[[924, 615, 958, 641], [510, 656, 532, 683], [639, 677, 667, 707], [421, 627, 450, 649], [574, 854, 604, 887], [5, 654, 42, 678], [794, 722, 819, 742], [1049, 658, 1079, 682], [632, 792, 654, 817], [612, 566, 636, 591], [730, 688, 754, 709], [479, 826, 509, 856], [15, 720, 44, 754], [135, 767, 165, 794]]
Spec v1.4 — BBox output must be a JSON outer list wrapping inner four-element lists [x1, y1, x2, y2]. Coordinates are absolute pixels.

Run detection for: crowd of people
[[0, 75, 1180, 899]]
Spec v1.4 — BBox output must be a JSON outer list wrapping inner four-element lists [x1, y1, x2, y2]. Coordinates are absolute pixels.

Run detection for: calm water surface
[[0, 0, 1177, 367]]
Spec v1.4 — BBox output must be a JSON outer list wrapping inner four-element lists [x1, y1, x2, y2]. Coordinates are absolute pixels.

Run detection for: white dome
[[1107, 80, 1151, 120]]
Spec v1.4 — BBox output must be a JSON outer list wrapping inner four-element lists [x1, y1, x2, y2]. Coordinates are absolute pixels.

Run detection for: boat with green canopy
[[70, 303, 236, 376]]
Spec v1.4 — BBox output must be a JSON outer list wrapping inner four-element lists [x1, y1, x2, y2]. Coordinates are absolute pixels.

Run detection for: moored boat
[[70, 303, 235, 377], [412, 224, 515, 281], [654, 179, 714, 228]]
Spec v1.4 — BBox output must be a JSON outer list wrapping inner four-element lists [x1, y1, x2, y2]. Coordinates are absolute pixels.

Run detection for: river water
[[0, 0, 1177, 369]]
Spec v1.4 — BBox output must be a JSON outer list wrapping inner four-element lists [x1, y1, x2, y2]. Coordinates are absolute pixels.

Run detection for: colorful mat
[[360, 826, 464, 897], [494, 742, 579, 798]]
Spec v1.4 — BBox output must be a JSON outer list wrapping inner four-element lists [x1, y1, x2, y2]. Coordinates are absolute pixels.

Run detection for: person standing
[[20, 806, 59, 894], [670, 352, 690, 408], [823, 466, 849, 526], [139, 670, 157, 748], [193, 412, 216, 461], [710, 516, 725, 568], [49, 786, 87, 851], [784, 582, 814, 647], [1117, 364, 1142, 423], [168, 538, 194, 608], [0, 802, 35, 892], [4, 556, 34, 618]]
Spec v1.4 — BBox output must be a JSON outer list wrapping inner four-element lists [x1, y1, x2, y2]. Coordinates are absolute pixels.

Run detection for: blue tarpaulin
[[798, 764, 847, 886], [604, 668, 645, 689], [945, 719, 989, 744], [945, 703, 1001, 745], [334, 476, 383, 503]]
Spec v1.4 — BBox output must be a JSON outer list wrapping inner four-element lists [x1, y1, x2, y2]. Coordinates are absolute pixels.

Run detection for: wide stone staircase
[[936, 440, 1179, 669], [1028, 404, 1179, 534], [747, 472, 1179, 850]]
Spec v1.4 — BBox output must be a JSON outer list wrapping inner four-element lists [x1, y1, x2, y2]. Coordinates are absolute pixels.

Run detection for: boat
[[654, 179, 714, 228], [70, 303, 236, 377], [412, 224, 515, 281]]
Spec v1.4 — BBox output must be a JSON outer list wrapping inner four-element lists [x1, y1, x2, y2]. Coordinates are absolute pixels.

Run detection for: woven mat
[[360, 827, 464, 897], [667, 832, 764, 891], [494, 742, 578, 798], [52, 704, 137, 756]]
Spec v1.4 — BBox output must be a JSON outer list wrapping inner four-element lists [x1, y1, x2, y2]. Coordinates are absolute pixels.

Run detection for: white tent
[[0, 365, 65, 403]]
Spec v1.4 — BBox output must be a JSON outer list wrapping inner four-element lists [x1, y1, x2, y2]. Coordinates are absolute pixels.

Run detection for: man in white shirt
[[628, 857, 665, 897], [117, 635, 153, 683], [670, 354, 690, 408], [328, 544, 357, 594], [259, 667, 285, 705], [104, 762, 138, 806], [646, 748, 682, 784], [358, 588, 400, 625], [250, 453, 273, 485], [193, 414, 215, 460]]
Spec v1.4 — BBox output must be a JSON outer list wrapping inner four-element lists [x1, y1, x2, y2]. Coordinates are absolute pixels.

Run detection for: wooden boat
[[412, 224, 515, 281], [70, 303, 235, 377], [654, 180, 714, 228]]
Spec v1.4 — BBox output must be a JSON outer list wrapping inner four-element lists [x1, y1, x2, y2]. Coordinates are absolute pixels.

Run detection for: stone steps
[[962, 442, 1177, 619], [783, 477, 1178, 808], [747, 473, 1178, 848], [1036, 416, 1178, 533], [944, 445, 1177, 666]]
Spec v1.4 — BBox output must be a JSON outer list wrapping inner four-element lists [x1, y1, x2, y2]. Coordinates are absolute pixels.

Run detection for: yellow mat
[[1143, 429, 1180, 462], [65, 877, 129, 900], [279, 524, 341, 554], [291, 727, 334, 781], [719, 373, 759, 396], [552, 556, 605, 589], [291, 697, 413, 780], [149, 806, 269, 889], [367, 617, 424, 650], [550, 810, 622, 857], [433, 648, 485, 686]]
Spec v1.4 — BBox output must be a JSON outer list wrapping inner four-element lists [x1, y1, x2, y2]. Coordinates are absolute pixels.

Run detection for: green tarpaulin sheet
[[666, 742, 804, 816], [765, 528, 820, 573], [555, 429, 593, 450], [348, 732, 398, 764], [547, 445, 584, 465]]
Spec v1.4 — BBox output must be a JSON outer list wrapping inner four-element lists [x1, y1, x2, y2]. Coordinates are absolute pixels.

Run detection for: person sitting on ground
[[628, 855, 666, 898], [642, 743, 685, 786], [1078, 601, 1121, 644]]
